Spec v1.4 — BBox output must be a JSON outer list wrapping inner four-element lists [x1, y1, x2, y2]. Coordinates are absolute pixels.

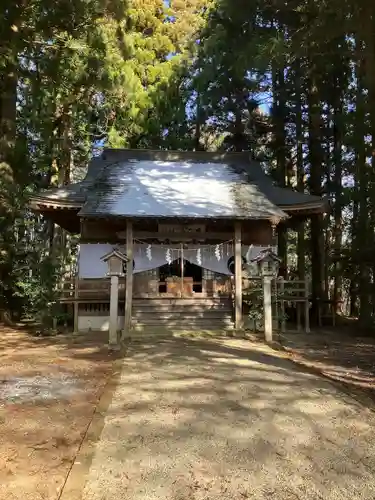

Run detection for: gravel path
[[81, 337, 375, 500]]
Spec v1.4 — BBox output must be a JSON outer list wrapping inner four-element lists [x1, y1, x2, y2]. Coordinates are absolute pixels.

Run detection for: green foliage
[[1, 0, 375, 326], [243, 288, 264, 324], [14, 256, 63, 323]]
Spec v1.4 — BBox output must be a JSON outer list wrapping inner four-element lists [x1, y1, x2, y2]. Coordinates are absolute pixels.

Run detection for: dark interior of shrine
[[158, 260, 203, 293]]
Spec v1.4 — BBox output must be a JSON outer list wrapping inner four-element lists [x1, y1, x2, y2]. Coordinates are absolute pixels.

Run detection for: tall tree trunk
[[59, 104, 73, 186], [233, 107, 245, 152], [294, 63, 306, 281], [46, 102, 61, 257], [0, 63, 17, 317], [323, 109, 331, 301], [355, 39, 372, 325], [332, 66, 343, 313], [361, 9, 375, 317], [350, 198, 359, 317], [307, 73, 325, 320], [273, 65, 288, 277], [194, 92, 204, 151], [0, 66, 17, 165], [58, 105, 73, 262]]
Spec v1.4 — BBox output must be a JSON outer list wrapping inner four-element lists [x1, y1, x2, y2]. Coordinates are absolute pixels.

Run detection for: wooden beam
[[131, 231, 233, 241], [180, 243, 184, 297], [304, 278, 310, 333], [73, 275, 79, 332], [234, 221, 243, 330], [109, 275, 120, 349], [123, 220, 133, 339], [263, 276, 273, 342]]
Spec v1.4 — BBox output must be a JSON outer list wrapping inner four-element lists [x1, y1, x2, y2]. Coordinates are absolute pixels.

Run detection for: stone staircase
[[131, 297, 234, 332]]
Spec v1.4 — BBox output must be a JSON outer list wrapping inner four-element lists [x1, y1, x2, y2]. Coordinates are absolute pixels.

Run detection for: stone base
[[78, 315, 124, 332]]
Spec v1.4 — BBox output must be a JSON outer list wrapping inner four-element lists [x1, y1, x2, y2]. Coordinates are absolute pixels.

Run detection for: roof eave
[[79, 212, 288, 221], [29, 195, 83, 211], [281, 200, 328, 215]]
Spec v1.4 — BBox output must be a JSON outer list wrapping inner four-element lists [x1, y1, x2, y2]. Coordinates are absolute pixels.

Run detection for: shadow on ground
[[279, 328, 375, 398], [0, 325, 119, 500], [81, 336, 375, 500]]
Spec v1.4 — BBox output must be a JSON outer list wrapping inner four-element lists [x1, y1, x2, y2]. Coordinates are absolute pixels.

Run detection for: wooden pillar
[[279, 278, 286, 333], [73, 274, 79, 333], [180, 243, 184, 298], [297, 302, 302, 332], [234, 221, 243, 330], [263, 276, 273, 342], [304, 277, 310, 333], [109, 275, 119, 348], [123, 220, 133, 339]]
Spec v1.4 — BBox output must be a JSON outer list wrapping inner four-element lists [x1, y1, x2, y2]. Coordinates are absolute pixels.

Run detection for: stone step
[[133, 311, 232, 320], [131, 327, 235, 336], [132, 323, 234, 333], [132, 306, 232, 314], [132, 318, 234, 327], [132, 298, 231, 307]]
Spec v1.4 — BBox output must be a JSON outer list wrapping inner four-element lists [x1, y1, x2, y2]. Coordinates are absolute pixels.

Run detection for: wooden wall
[[80, 218, 273, 246]]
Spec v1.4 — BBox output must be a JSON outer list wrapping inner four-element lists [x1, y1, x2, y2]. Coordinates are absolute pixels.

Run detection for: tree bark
[[361, 9, 375, 317], [350, 198, 359, 317], [194, 92, 204, 151], [273, 65, 288, 277], [307, 73, 325, 321], [332, 63, 343, 313], [0, 63, 17, 315], [354, 38, 372, 325], [295, 62, 305, 281]]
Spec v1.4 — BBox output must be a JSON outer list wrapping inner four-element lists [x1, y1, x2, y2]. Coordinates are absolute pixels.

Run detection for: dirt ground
[[0, 326, 120, 500], [77, 336, 375, 500], [278, 328, 375, 403], [3, 326, 375, 500]]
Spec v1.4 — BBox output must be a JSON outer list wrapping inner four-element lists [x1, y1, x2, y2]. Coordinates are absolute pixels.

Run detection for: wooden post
[[297, 302, 302, 332], [180, 243, 184, 298], [305, 280, 311, 333], [123, 220, 133, 339], [234, 221, 242, 330], [263, 276, 273, 342], [280, 278, 286, 333], [73, 274, 79, 333], [109, 274, 119, 348], [274, 279, 279, 331]]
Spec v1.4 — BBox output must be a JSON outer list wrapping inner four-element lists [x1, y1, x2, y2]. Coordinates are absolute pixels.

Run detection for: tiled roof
[[30, 149, 326, 219]]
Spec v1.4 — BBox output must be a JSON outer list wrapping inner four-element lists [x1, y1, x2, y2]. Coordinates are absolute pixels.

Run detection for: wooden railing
[[61, 277, 125, 303], [60, 276, 232, 302], [242, 276, 310, 333], [276, 278, 310, 333]]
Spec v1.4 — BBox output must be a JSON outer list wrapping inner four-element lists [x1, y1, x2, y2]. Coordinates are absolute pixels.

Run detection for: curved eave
[[28, 196, 82, 233], [79, 212, 289, 222], [280, 199, 329, 216], [29, 195, 83, 211]]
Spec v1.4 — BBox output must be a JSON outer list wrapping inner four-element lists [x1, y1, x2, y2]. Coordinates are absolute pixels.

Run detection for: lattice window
[[137, 268, 158, 278], [203, 268, 215, 280]]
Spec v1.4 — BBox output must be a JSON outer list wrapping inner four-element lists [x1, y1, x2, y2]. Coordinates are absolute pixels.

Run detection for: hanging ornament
[[166, 248, 172, 265], [197, 247, 202, 266], [146, 244, 152, 261], [215, 244, 221, 261], [246, 245, 253, 264]]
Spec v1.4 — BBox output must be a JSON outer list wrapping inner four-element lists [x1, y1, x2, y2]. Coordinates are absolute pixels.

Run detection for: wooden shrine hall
[[30, 149, 325, 345]]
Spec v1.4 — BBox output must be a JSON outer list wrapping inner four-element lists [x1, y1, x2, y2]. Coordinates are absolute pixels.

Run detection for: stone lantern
[[251, 248, 280, 343], [101, 249, 128, 349], [252, 248, 280, 278]]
